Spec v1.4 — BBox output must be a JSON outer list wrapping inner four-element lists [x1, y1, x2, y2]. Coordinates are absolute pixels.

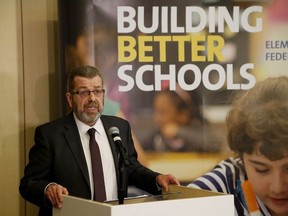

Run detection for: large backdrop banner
[[58, 0, 288, 157]]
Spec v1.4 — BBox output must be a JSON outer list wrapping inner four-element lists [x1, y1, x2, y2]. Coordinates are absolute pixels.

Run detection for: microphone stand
[[118, 154, 129, 205]]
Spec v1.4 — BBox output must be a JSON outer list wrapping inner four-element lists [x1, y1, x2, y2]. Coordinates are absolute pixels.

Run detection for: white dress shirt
[[73, 113, 118, 201]]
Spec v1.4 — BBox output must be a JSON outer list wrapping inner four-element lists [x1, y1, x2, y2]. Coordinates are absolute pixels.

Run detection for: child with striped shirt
[[188, 76, 288, 216]]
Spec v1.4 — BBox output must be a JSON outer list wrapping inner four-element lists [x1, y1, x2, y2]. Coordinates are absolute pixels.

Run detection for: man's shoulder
[[101, 114, 127, 123], [101, 115, 130, 130], [36, 112, 74, 130]]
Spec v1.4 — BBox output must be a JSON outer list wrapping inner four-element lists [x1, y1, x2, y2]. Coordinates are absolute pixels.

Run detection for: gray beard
[[81, 112, 101, 125]]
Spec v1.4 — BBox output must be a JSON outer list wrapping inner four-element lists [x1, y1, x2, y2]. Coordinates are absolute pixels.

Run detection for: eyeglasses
[[71, 89, 105, 98]]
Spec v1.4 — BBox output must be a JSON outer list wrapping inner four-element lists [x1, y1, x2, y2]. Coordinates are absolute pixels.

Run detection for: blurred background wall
[[0, 0, 60, 215]]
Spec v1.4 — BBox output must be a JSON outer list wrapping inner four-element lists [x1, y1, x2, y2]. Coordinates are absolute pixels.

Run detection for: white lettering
[[117, 6, 263, 34]]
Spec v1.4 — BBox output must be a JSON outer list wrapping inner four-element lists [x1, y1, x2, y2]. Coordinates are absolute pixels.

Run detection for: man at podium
[[19, 65, 179, 216]]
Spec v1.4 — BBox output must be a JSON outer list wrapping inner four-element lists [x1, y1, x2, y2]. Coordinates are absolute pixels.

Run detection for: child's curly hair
[[227, 76, 288, 160]]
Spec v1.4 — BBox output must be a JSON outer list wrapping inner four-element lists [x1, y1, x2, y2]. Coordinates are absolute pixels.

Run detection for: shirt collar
[[73, 112, 105, 136]]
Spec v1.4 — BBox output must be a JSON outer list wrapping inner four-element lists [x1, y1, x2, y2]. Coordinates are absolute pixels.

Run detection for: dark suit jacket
[[19, 112, 161, 216]]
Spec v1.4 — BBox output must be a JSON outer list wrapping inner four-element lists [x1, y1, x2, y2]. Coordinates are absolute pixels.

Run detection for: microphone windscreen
[[108, 126, 119, 136]]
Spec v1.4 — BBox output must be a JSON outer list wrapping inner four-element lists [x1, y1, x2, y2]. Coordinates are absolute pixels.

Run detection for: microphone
[[108, 127, 130, 166]]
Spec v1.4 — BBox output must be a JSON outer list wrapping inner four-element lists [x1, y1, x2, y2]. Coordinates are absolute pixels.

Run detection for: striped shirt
[[187, 157, 271, 216]]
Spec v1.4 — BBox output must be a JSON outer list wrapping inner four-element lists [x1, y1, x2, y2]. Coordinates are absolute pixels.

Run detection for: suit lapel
[[62, 114, 120, 191], [101, 116, 120, 179], [64, 113, 90, 188]]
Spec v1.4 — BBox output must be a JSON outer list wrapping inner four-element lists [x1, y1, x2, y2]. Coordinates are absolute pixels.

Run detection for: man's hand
[[156, 174, 180, 192], [45, 183, 69, 208]]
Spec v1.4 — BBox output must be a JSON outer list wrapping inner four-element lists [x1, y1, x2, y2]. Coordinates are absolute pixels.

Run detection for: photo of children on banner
[[142, 81, 221, 152], [187, 76, 288, 216]]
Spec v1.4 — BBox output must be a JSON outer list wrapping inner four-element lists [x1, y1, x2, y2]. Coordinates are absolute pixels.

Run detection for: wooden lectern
[[53, 185, 234, 216]]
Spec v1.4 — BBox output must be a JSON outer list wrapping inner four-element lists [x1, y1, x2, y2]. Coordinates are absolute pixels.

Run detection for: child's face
[[243, 147, 288, 216], [153, 93, 179, 127]]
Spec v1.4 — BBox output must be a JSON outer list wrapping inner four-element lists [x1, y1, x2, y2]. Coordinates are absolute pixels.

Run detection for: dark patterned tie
[[87, 128, 106, 202]]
